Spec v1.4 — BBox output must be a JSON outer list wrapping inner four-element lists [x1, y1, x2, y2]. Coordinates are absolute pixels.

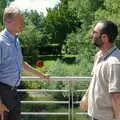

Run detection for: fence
[[18, 76, 92, 120]]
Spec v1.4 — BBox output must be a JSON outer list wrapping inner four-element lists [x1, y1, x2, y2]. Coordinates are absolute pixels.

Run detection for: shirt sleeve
[[109, 63, 120, 93], [0, 47, 2, 64]]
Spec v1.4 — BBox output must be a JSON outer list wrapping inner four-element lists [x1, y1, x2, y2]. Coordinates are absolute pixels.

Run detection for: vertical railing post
[[68, 79, 71, 120], [71, 79, 74, 120], [69, 79, 74, 120]]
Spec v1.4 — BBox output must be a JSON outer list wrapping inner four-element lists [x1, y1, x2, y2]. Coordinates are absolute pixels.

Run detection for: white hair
[[3, 5, 22, 22]]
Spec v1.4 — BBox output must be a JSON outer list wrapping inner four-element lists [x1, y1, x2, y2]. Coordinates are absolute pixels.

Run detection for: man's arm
[[23, 61, 50, 81], [111, 93, 120, 119], [80, 90, 88, 110]]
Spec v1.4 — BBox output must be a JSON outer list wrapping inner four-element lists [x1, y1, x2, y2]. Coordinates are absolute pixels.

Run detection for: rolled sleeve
[[109, 64, 120, 93]]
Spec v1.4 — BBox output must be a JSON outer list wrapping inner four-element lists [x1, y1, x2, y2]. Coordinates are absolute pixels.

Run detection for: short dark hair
[[99, 20, 118, 43]]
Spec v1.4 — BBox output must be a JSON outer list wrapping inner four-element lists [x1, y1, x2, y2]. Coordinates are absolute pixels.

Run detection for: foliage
[[20, 14, 48, 63], [24, 10, 44, 29], [0, 0, 7, 25], [44, 4, 81, 47], [0, 0, 119, 59], [47, 57, 92, 76], [0, 0, 14, 25]]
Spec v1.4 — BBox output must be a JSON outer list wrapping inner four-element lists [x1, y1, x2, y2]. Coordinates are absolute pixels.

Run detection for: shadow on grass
[[24, 54, 77, 65], [39, 55, 77, 64]]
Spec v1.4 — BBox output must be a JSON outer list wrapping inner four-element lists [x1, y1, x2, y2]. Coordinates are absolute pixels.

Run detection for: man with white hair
[[0, 5, 49, 120]]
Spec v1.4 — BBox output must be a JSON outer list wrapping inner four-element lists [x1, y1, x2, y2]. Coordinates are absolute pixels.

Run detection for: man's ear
[[101, 34, 108, 43]]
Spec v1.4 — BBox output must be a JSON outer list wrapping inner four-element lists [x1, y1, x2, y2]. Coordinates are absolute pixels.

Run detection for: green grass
[[23, 54, 93, 76]]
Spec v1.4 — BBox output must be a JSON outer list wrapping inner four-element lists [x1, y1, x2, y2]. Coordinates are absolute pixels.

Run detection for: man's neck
[[101, 43, 114, 53], [6, 28, 16, 36]]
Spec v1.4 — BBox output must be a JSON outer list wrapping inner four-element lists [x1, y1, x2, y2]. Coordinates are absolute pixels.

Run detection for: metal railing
[[19, 76, 92, 120]]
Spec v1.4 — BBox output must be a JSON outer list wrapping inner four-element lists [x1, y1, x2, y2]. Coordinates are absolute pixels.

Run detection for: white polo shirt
[[88, 45, 120, 120]]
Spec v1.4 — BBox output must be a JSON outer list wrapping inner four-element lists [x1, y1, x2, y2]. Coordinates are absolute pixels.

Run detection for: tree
[[0, 0, 7, 26], [24, 10, 44, 29], [0, 0, 14, 27], [20, 14, 48, 63], [44, 1, 81, 48]]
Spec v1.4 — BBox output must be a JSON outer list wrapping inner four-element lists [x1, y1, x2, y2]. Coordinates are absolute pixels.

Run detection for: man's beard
[[93, 36, 103, 48]]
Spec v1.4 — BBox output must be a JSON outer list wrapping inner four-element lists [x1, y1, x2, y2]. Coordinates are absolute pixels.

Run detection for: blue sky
[[11, 0, 60, 15]]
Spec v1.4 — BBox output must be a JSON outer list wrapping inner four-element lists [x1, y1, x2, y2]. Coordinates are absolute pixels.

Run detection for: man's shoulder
[[112, 48, 120, 57], [0, 34, 8, 49], [0, 35, 5, 44], [108, 49, 120, 64], [0, 34, 4, 43], [0, 30, 8, 43]]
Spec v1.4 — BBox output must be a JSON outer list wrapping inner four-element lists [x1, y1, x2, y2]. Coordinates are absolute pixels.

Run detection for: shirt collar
[[2, 28, 17, 43], [100, 45, 117, 60]]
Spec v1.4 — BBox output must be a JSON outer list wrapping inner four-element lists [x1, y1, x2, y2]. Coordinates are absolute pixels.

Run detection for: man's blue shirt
[[0, 29, 23, 87]]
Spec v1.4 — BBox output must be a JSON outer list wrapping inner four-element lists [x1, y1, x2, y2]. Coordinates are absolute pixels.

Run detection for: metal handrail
[[21, 76, 92, 81], [21, 101, 69, 104], [20, 76, 91, 120], [21, 112, 69, 115], [18, 89, 69, 92]]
